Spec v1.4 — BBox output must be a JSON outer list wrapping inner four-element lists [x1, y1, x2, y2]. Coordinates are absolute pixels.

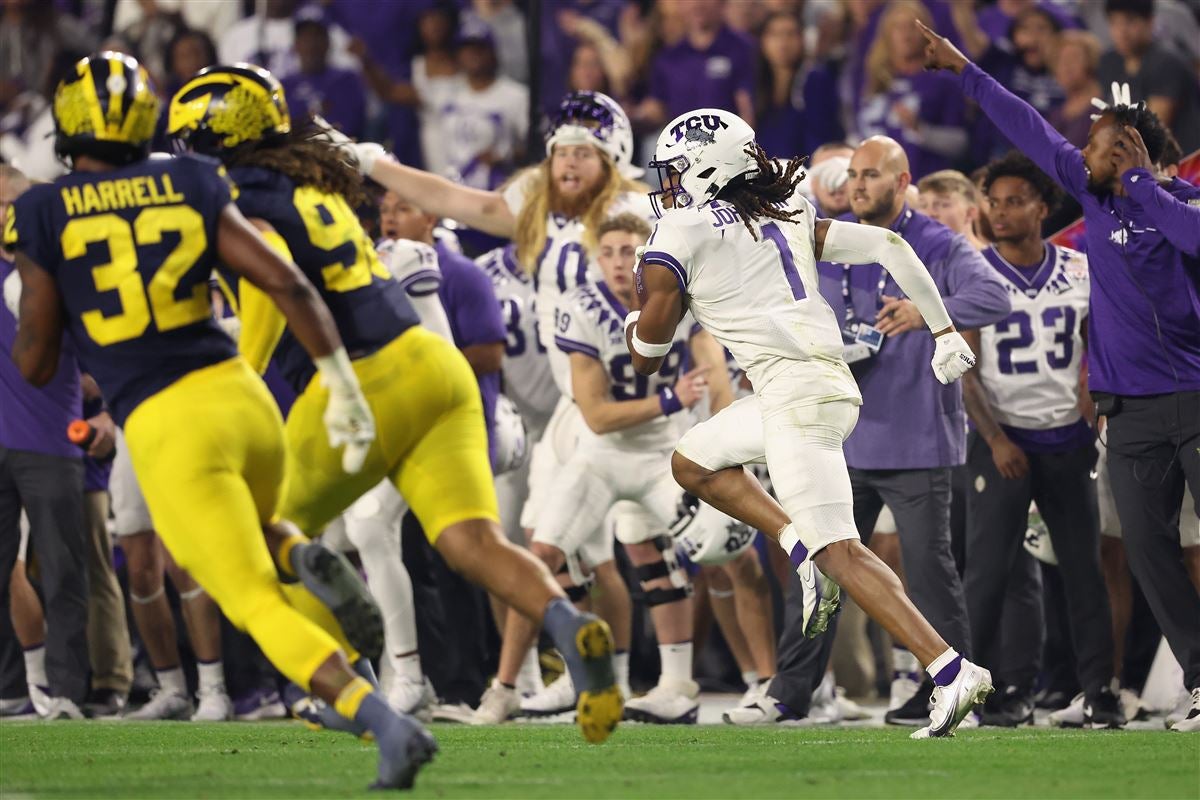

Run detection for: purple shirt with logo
[[0, 255, 82, 460], [961, 62, 1200, 396], [435, 243, 506, 469], [281, 67, 367, 140], [649, 26, 756, 119], [817, 207, 1012, 469]]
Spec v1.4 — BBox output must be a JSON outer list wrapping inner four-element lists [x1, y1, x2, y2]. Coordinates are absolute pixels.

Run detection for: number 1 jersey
[[4, 154, 237, 424]]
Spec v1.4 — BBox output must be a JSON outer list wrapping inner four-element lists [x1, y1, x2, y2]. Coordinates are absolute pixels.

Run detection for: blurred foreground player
[[5, 52, 435, 788]]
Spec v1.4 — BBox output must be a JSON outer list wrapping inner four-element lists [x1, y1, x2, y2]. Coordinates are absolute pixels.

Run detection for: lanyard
[[839, 208, 913, 322]]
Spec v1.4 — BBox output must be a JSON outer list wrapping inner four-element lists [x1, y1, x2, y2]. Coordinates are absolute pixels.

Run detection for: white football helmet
[[546, 91, 641, 178], [670, 494, 756, 566], [491, 393, 528, 476], [649, 108, 757, 218]]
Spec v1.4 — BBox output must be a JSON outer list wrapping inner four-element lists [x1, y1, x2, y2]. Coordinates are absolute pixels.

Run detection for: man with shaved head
[[805, 135, 1011, 726]]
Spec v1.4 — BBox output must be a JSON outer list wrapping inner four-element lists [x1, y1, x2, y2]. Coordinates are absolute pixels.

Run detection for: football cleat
[[291, 542, 384, 662], [623, 678, 699, 725], [979, 685, 1034, 727], [42, 696, 85, 720], [233, 688, 287, 721], [736, 679, 768, 710], [722, 695, 804, 726], [371, 713, 438, 790], [798, 558, 840, 638], [1049, 693, 1086, 728], [1084, 684, 1127, 729], [886, 677, 932, 726], [1170, 688, 1200, 732], [83, 689, 127, 719], [911, 660, 993, 739], [192, 687, 234, 722], [807, 671, 842, 725], [388, 677, 435, 722], [470, 680, 520, 725], [520, 672, 575, 717], [124, 689, 193, 721]]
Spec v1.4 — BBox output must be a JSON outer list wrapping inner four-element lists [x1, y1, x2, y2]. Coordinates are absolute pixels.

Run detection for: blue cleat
[[370, 713, 439, 790], [557, 614, 622, 744], [291, 541, 385, 661]]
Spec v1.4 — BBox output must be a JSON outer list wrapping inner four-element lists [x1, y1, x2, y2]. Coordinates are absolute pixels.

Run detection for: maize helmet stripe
[[77, 59, 109, 139], [168, 63, 290, 153]]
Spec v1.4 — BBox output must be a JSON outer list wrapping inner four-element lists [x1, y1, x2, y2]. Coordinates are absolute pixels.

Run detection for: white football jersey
[[502, 172, 655, 394], [554, 280, 692, 452], [375, 238, 453, 342], [644, 195, 859, 405], [978, 243, 1090, 430], [476, 244, 561, 424]]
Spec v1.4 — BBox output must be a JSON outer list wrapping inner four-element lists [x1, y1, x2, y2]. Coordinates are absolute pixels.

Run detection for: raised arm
[[1115, 125, 1200, 256]]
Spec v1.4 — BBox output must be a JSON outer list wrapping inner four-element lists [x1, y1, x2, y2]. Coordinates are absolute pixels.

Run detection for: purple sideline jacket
[[961, 63, 1200, 396], [817, 207, 1011, 469]]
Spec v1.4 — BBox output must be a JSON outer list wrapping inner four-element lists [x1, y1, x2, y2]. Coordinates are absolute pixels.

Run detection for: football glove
[[316, 348, 376, 474], [930, 331, 975, 385], [310, 115, 386, 177]]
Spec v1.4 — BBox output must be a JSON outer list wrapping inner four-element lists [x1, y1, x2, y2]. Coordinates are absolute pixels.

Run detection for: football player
[[6, 52, 433, 788], [167, 65, 621, 744], [629, 107, 992, 739]]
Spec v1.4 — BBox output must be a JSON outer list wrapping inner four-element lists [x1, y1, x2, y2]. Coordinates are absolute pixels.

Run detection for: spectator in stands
[[952, 3, 1066, 116], [219, 0, 354, 80], [539, 0, 632, 116], [753, 12, 843, 160], [280, 6, 367, 139], [0, 0, 95, 111], [636, 0, 756, 130], [463, 0, 528, 85], [917, 170, 989, 251], [559, 10, 635, 100], [857, 1, 967, 179], [111, 0, 240, 51], [1098, 0, 1200, 153], [1048, 30, 1103, 150], [163, 28, 218, 99]]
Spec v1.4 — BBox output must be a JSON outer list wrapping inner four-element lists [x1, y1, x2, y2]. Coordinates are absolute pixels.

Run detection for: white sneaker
[[29, 684, 52, 718], [43, 697, 85, 720], [808, 672, 842, 725], [1119, 688, 1142, 722], [520, 672, 575, 717], [470, 680, 520, 725], [736, 679, 768, 709], [191, 688, 234, 721], [1170, 688, 1200, 732], [388, 677, 435, 721], [124, 689, 193, 721], [836, 688, 871, 721], [0, 696, 36, 718], [1049, 693, 1086, 728], [888, 674, 921, 712], [624, 678, 700, 724], [798, 558, 840, 638], [430, 701, 475, 723], [911, 660, 993, 739], [723, 694, 802, 725]]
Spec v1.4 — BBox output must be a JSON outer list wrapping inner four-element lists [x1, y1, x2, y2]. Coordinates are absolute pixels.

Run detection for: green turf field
[[1, 722, 1197, 799]]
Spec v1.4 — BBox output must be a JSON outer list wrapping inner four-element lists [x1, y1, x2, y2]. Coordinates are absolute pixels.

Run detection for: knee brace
[[635, 535, 692, 607], [557, 554, 595, 603]]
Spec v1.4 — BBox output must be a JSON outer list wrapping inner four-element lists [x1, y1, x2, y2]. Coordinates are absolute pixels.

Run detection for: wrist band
[[631, 329, 673, 358], [658, 386, 683, 416]]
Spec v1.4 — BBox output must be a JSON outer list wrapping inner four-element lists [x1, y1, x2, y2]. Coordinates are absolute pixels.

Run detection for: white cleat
[[28, 685, 53, 718], [124, 689, 194, 721], [888, 675, 921, 712], [736, 679, 768, 709], [429, 701, 476, 723], [624, 678, 700, 725], [1170, 688, 1199, 732], [388, 677, 436, 722], [1049, 693, 1086, 728], [722, 694, 803, 726], [808, 672, 842, 725], [191, 688, 234, 722], [42, 697, 85, 720], [519, 672, 575, 717], [798, 559, 840, 638], [836, 688, 871, 721], [0, 696, 36, 719], [910, 661, 993, 739], [471, 680, 521, 725]]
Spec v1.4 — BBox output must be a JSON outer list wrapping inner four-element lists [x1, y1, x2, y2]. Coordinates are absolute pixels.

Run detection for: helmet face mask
[[648, 109, 759, 219], [53, 51, 161, 166], [167, 63, 291, 159]]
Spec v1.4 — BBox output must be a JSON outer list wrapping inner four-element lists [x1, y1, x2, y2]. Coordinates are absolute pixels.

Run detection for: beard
[[549, 173, 606, 219], [851, 188, 897, 225]]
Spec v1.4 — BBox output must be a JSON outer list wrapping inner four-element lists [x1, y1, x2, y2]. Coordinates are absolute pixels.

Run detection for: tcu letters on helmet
[[649, 108, 757, 218]]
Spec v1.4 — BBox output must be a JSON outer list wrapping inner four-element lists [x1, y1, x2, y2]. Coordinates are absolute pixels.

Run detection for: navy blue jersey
[[225, 166, 418, 391], [4, 154, 237, 425]]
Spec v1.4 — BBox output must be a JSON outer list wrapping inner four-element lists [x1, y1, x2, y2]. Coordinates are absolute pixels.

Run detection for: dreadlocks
[[224, 122, 370, 209], [716, 143, 807, 241], [1107, 103, 1169, 165]]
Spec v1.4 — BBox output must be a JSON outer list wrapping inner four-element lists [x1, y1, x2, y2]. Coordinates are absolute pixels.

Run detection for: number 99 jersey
[[977, 243, 1090, 430], [224, 165, 419, 392], [3, 153, 237, 425], [553, 279, 691, 453]]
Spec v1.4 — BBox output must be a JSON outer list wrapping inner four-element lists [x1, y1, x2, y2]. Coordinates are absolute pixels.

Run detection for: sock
[[659, 642, 693, 684], [892, 647, 920, 681], [777, 524, 807, 571], [196, 660, 225, 694], [337, 680, 403, 743], [542, 597, 583, 649], [614, 650, 630, 695], [392, 653, 422, 684], [23, 645, 47, 688], [927, 649, 963, 688], [156, 666, 187, 696], [516, 649, 541, 693], [333, 676, 375, 721], [741, 670, 759, 687]]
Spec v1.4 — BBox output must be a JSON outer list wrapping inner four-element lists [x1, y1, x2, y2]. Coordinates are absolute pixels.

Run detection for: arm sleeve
[[1122, 170, 1200, 256], [938, 236, 1013, 329], [553, 293, 601, 360], [960, 62, 1089, 200], [821, 220, 952, 332]]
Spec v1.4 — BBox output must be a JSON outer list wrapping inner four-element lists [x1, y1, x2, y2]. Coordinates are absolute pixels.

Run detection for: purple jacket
[[961, 62, 1200, 396], [817, 207, 1012, 469]]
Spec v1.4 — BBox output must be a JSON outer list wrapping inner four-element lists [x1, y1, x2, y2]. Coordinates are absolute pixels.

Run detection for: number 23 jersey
[[644, 195, 858, 407], [4, 154, 237, 425]]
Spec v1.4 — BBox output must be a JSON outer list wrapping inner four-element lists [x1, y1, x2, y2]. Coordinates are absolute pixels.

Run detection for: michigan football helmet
[[167, 64, 291, 156], [648, 108, 757, 218], [53, 51, 160, 165]]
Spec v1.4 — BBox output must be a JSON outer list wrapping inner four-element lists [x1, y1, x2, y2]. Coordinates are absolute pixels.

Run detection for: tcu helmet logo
[[670, 114, 729, 144]]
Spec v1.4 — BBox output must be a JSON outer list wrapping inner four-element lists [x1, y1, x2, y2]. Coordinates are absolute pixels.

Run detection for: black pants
[[1105, 391, 1200, 690], [0, 446, 90, 704], [964, 432, 1113, 694], [766, 568, 839, 714]]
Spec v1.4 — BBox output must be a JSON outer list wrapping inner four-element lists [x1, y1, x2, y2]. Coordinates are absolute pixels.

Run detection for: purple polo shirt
[[755, 62, 844, 159], [648, 26, 755, 119], [961, 62, 1200, 396], [817, 207, 1012, 469], [435, 243, 506, 469], [0, 255, 82, 460], [281, 67, 367, 140], [850, 0, 962, 114], [855, 70, 967, 180]]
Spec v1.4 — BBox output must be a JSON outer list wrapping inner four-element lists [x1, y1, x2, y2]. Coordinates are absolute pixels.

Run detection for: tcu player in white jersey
[[629, 108, 991, 739], [960, 152, 1123, 728]]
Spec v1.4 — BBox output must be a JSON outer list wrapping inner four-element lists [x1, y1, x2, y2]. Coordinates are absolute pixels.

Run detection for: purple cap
[[294, 3, 331, 31], [455, 17, 495, 49]]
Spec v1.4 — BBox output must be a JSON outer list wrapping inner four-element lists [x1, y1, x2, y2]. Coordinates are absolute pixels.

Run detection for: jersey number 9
[[293, 186, 391, 293]]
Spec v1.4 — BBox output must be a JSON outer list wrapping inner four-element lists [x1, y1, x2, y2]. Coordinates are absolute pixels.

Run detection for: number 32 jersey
[[978, 243, 1089, 430], [4, 154, 237, 424], [643, 194, 858, 406]]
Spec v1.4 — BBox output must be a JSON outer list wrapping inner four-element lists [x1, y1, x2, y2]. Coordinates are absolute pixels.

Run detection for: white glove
[[3, 269, 20, 321], [315, 348, 376, 474], [930, 331, 976, 385], [310, 115, 387, 177]]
